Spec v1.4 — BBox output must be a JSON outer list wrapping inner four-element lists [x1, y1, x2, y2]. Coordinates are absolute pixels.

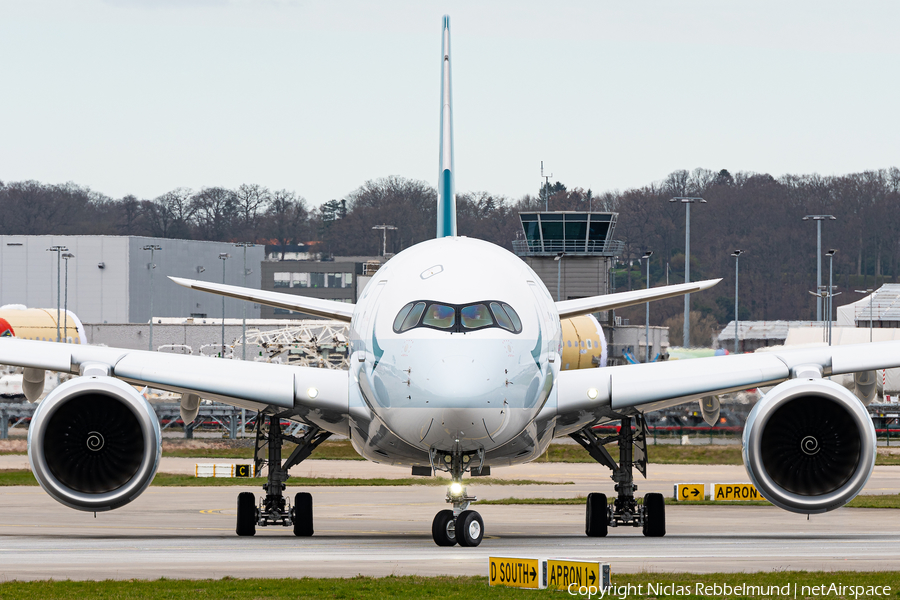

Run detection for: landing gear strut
[[235, 413, 331, 536], [570, 414, 665, 537], [430, 450, 485, 547]]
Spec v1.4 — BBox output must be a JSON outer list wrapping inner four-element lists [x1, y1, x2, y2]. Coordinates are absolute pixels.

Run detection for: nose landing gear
[[430, 451, 485, 547]]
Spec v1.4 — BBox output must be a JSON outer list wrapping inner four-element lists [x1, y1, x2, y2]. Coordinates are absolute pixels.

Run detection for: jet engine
[[28, 376, 161, 511], [742, 377, 875, 514]]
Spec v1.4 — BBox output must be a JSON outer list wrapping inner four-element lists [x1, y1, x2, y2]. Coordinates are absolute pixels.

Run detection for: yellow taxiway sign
[[488, 556, 544, 589]]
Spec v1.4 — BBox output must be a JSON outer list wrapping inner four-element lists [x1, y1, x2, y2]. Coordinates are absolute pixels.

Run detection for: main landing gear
[[235, 414, 331, 537], [570, 414, 665, 538], [430, 451, 486, 547]]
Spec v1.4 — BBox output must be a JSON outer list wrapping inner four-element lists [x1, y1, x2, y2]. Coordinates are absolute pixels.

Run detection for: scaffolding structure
[[233, 320, 350, 370]]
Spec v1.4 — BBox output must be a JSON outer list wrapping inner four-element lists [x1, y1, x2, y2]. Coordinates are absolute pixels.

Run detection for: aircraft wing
[[0, 338, 350, 433], [555, 279, 721, 319], [556, 340, 900, 433], [169, 276, 355, 322]]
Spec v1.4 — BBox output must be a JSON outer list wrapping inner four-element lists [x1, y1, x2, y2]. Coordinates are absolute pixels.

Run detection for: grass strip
[[0, 573, 898, 599], [479, 493, 900, 508], [0, 470, 567, 488], [5, 440, 900, 464]]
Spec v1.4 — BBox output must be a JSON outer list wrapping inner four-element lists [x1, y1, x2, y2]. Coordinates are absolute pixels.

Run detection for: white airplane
[[4, 16, 897, 547]]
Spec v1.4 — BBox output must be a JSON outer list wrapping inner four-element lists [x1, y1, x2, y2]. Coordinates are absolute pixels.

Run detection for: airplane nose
[[426, 355, 495, 404]]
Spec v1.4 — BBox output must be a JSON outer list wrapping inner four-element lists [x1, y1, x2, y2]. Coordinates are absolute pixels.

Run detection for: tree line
[[2, 167, 898, 342]]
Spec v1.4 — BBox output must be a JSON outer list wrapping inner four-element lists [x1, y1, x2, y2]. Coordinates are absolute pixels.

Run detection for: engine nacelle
[[28, 376, 161, 512], [743, 378, 876, 514]]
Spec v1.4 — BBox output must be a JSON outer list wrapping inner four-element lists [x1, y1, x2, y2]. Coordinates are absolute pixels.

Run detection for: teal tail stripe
[[438, 169, 455, 237]]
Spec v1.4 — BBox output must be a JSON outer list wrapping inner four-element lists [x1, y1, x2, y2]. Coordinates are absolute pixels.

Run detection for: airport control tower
[[512, 211, 624, 302]]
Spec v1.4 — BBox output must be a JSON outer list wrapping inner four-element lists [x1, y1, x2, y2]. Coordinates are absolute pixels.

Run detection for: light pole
[[219, 253, 231, 357], [803, 215, 836, 321], [46, 245, 68, 342], [855, 287, 875, 342], [641, 251, 653, 362], [141, 245, 162, 351], [554, 252, 566, 301], [825, 249, 837, 345], [371, 225, 397, 257], [62, 252, 74, 342], [731, 250, 743, 353], [669, 197, 706, 347], [233, 243, 255, 361], [234, 243, 253, 438]]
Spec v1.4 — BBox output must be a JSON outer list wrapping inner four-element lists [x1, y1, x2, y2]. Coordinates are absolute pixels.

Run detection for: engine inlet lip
[[742, 377, 876, 514], [28, 376, 161, 512]]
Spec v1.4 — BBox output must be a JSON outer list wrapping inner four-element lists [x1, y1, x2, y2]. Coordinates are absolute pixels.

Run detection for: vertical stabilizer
[[437, 15, 456, 238]]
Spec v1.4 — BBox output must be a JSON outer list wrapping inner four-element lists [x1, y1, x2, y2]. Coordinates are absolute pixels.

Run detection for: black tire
[[236, 492, 257, 537], [642, 492, 666, 537], [585, 493, 608, 537], [432, 509, 457, 546], [293, 492, 314, 537], [456, 510, 484, 547]]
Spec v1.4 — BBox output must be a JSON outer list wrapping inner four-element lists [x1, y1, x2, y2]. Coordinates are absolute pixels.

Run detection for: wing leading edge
[[556, 340, 900, 434], [169, 276, 354, 322], [0, 338, 350, 435], [555, 278, 721, 319]]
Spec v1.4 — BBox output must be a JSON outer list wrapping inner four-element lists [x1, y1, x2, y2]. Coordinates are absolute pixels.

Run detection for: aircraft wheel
[[642, 492, 666, 537], [293, 492, 314, 537], [585, 492, 608, 537], [456, 510, 484, 547], [432, 509, 457, 546], [236, 492, 257, 536]]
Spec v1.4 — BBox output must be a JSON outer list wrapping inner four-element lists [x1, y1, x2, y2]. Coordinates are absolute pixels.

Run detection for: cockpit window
[[490, 302, 514, 331], [502, 303, 522, 331], [393, 303, 415, 331], [397, 302, 426, 332], [422, 304, 456, 329], [460, 304, 493, 329], [392, 300, 522, 334]]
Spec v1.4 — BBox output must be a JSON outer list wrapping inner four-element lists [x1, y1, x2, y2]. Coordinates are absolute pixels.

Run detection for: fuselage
[[347, 236, 562, 466]]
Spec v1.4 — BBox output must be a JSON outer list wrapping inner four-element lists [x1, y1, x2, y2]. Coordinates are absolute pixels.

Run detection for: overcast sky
[[2, 1, 898, 207]]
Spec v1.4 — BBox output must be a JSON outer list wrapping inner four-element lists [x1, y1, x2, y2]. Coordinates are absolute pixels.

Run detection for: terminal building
[[0, 235, 264, 324]]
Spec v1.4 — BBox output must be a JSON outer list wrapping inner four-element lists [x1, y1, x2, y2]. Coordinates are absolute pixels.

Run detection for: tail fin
[[437, 15, 456, 238]]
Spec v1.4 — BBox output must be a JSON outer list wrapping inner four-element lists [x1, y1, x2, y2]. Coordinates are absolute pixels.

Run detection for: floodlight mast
[[731, 250, 743, 353], [46, 245, 69, 343], [219, 253, 231, 356], [372, 225, 397, 257], [669, 197, 706, 347], [803, 215, 836, 321], [642, 251, 653, 362], [141, 245, 162, 351], [855, 287, 875, 342]]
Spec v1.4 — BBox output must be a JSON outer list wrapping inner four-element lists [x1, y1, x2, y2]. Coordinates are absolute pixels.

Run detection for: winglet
[[436, 15, 456, 238]]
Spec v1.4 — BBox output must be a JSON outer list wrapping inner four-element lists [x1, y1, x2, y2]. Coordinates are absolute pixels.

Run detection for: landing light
[[449, 482, 463, 496], [307, 387, 319, 399], [587, 388, 599, 400]]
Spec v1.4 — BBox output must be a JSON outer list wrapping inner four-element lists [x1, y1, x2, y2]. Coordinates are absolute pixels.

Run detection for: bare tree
[[191, 187, 237, 241]]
